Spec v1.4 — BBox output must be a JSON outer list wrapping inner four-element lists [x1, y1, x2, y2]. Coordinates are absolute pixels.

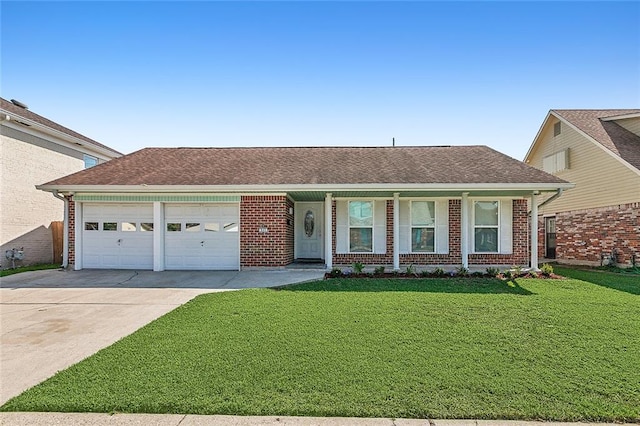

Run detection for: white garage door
[[164, 204, 239, 270], [82, 204, 154, 269]]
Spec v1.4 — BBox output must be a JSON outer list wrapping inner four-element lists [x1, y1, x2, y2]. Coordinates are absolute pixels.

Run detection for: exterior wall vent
[[553, 121, 561, 137]]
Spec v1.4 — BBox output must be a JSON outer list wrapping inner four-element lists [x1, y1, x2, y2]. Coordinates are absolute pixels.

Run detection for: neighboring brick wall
[[469, 199, 529, 266], [0, 134, 83, 267], [333, 200, 394, 266], [555, 202, 639, 267], [401, 199, 462, 265], [240, 195, 294, 267]]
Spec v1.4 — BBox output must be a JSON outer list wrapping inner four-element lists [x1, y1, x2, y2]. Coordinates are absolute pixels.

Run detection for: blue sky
[[2, 1, 639, 159]]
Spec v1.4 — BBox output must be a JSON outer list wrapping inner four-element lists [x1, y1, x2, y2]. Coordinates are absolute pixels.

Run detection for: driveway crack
[[117, 271, 138, 286]]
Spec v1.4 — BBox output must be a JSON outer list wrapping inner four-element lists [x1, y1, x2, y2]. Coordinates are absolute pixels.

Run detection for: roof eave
[[0, 108, 122, 158], [523, 110, 555, 163], [37, 182, 575, 195], [600, 112, 640, 121]]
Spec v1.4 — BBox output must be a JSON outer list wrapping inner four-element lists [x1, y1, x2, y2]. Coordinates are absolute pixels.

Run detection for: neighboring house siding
[[616, 117, 640, 135], [528, 120, 640, 214], [1, 134, 83, 267]]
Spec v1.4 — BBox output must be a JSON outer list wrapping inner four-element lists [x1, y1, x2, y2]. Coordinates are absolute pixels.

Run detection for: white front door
[[164, 203, 240, 270], [295, 202, 324, 260]]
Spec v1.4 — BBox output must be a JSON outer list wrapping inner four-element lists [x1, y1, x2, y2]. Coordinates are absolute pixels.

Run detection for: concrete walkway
[[0, 412, 633, 425], [0, 269, 325, 404]]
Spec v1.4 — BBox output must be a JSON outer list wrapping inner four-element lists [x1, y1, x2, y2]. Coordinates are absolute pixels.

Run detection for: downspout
[[52, 190, 69, 268]]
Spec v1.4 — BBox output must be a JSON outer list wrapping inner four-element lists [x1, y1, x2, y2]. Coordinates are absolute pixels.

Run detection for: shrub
[[352, 262, 365, 274], [405, 264, 416, 275], [433, 267, 445, 277], [373, 265, 385, 275], [330, 267, 343, 278], [419, 270, 430, 278], [540, 263, 554, 276], [512, 265, 523, 277], [486, 267, 500, 277], [456, 266, 469, 277]]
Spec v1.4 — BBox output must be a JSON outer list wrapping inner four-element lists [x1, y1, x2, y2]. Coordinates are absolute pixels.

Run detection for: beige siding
[[527, 117, 640, 215], [1, 134, 84, 267], [615, 117, 640, 136]]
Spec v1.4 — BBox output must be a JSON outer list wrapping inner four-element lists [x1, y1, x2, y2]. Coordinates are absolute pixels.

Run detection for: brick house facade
[[43, 146, 571, 272]]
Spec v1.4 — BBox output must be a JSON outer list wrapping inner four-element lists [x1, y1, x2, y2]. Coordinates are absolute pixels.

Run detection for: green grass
[[0, 263, 59, 277], [2, 273, 639, 421]]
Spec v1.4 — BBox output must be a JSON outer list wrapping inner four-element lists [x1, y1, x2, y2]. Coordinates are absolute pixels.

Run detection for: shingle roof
[[0, 97, 122, 156], [43, 146, 568, 187], [552, 109, 640, 170]]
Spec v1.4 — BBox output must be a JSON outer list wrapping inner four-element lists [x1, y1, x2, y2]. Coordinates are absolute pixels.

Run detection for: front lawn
[[2, 273, 639, 421]]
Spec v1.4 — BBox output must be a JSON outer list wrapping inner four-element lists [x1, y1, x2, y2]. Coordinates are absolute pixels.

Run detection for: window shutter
[[335, 200, 348, 253], [373, 201, 387, 254], [500, 200, 513, 254], [436, 200, 449, 254], [399, 201, 410, 254]]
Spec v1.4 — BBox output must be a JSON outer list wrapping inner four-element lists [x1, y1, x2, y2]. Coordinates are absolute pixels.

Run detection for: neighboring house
[[0, 97, 122, 268], [37, 146, 571, 271], [524, 109, 640, 268]]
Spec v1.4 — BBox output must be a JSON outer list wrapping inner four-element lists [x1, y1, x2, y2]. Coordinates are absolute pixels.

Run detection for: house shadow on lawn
[[554, 266, 640, 295], [275, 277, 534, 295]]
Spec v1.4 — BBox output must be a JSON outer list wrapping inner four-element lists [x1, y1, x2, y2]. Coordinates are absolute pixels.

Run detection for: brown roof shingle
[[552, 109, 640, 170], [43, 146, 568, 187], [1, 97, 122, 156]]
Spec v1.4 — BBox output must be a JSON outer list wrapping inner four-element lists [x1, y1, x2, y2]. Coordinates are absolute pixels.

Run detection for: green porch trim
[[74, 194, 241, 202]]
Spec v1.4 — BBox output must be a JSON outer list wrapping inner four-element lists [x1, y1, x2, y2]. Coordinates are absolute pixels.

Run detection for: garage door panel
[[164, 203, 239, 270], [82, 204, 153, 270]]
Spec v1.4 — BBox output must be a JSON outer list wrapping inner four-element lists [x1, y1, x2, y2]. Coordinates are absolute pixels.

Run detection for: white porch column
[[393, 193, 400, 271], [530, 192, 539, 271], [74, 201, 83, 270], [153, 201, 165, 271], [460, 192, 469, 269], [325, 193, 333, 270]]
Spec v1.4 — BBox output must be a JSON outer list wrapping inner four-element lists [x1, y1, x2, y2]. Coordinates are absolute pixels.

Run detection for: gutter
[[52, 190, 69, 268], [529, 188, 563, 214]]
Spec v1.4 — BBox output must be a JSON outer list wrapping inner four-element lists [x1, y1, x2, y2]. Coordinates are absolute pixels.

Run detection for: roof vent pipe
[[10, 99, 28, 109]]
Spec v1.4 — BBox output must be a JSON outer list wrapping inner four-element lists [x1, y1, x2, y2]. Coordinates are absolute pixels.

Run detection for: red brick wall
[[332, 200, 394, 266], [67, 196, 75, 266], [554, 202, 639, 267], [240, 195, 294, 267], [468, 199, 529, 266]]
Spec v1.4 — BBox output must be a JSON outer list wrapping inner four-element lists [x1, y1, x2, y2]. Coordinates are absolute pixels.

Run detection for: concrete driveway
[[0, 268, 324, 405]]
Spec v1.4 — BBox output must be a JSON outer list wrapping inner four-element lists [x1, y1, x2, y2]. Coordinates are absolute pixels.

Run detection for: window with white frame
[[411, 201, 435, 252], [474, 201, 499, 252], [349, 201, 373, 252]]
